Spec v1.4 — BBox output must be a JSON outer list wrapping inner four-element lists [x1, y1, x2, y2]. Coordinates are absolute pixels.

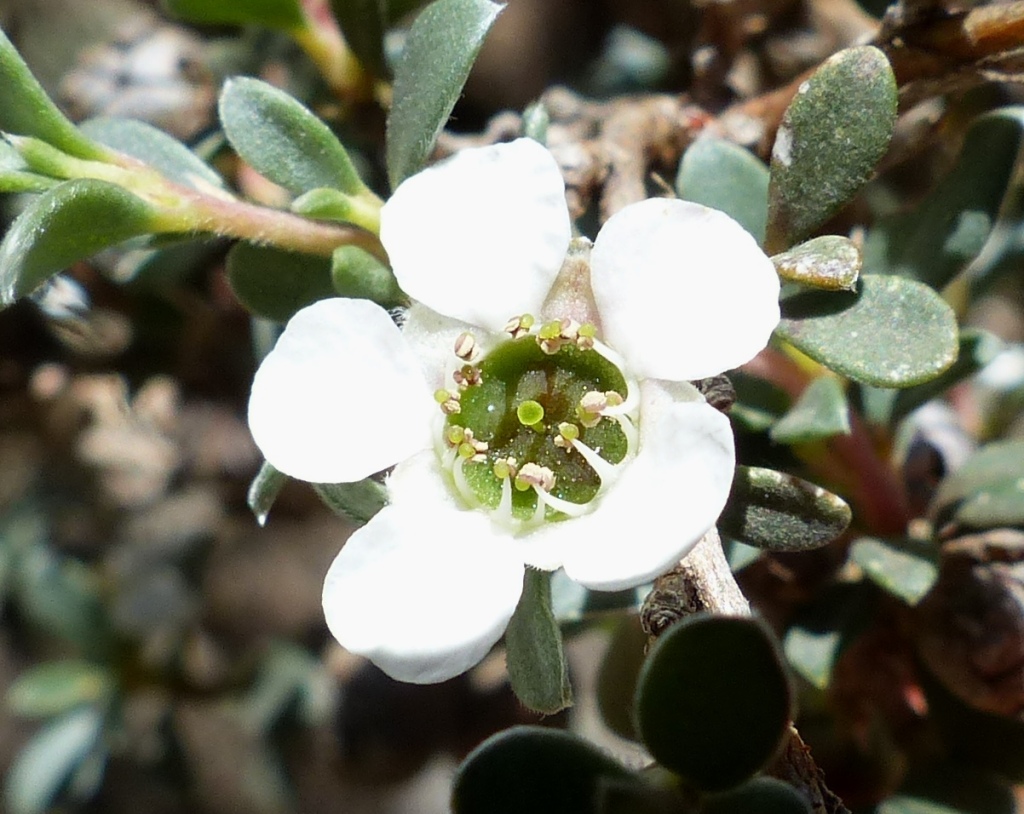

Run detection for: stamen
[[452, 364, 482, 389], [553, 421, 579, 448], [434, 388, 461, 415], [535, 487, 591, 518], [445, 425, 465, 446], [568, 437, 622, 485], [516, 462, 555, 492], [451, 455, 478, 507], [454, 332, 478, 361], [504, 313, 535, 339]]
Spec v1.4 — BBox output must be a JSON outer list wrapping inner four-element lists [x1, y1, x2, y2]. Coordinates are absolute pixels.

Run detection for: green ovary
[[446, 336, 630, 521]]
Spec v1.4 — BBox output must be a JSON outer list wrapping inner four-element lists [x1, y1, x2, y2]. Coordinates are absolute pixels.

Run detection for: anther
[[454, 332, 478, 361], [452, 364, 482, 389], [515, 462, 556, 493], [504, 314, 535, 339], [492, 456, 518, 480], [554, 421, 580, 448], [434, 388, 462, 415]]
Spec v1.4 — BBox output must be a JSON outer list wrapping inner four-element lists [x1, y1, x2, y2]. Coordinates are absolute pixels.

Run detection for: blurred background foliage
[[1, 0, 1024, 812]]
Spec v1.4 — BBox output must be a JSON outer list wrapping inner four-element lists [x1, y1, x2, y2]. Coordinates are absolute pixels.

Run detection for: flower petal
[[248, 298, 435, 483], [590, 198, 780, 381], [322, 501, 525, 683], [560, 380, 735, 591], [380, 139, 572, 333]]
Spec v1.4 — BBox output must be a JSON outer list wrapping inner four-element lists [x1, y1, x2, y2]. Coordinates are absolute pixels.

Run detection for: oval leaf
[[7, 661, 111, 718], [505, 570, 572, 714], [331, 244, 402, 305], [4, 707, 104, 814], [770, 376, 851, 444], [218, 77, 366, 196], [596, 615, 647, 741], [452, 726, 636, 814], [79, 117, 224, 191], [164, 0, 305, 28], [247, 461, 289, 527], [776, 274, 959, 387], [226, 243, 336, 322], [635, 615, 792, 792], [863, 108, 1024, 291], [850, 537, 939, 606], [312, 479, 387, 525], [703, 777, 811, 814], [720, 466, 851, 552], [386, 0, 503, 188], [0, 179, 161, 306], [772, 235, 861, 291], [0, 29, 106, 160], [766, 46, 897, 252], [932, 440, 1024, 529], [676, 135, 769, 244]]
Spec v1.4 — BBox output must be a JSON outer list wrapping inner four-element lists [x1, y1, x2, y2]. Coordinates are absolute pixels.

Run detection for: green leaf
[[218, 77, 366, 197], [0, 170, 55, 194], [248, 461, 289, 527], [0, 179, 161, 306], [863, 108, 1024, 291], [932, 440, 1024, 531], [850, 537, 939, 605], [771, 236, 860, 291], [868, 329, 1005, 424], [164, 0, 305, 28], [596, 615, 647, 741], [79, 117, 224, 191], [719, 466, 851, 552], [0, 28, 106, 160], [7, 661, 111, 717], [386, 0, 503, 188], [635, 615, 792, 792], [330, 0, 430, 78], [312, 479, 387, 525], [776, 274, 959, 388], [702, 778, 811, 814], [226, 243, 336, 323], [452, 726, 636, 814], [505, 570, 572, 714], [4, 707, 105, 814], [331, 244, 403, 305], [766, 46, 896, 252], [676, 135, 769, 244], [770, 376, 850, 444]]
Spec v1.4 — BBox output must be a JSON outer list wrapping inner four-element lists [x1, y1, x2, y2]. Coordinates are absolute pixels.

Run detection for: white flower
[[248, 139, 780, 684]]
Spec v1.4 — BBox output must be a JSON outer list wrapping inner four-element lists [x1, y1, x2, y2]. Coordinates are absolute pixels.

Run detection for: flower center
[[435, 316, 639, 531]]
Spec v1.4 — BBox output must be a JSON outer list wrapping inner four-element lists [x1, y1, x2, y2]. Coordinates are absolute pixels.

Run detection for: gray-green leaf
[[79, 117, 224, 191], [4, 707, 105, 814], [776, 274, 959, 388], [676, 135, 769, 244], [850, 537, 939, 605], [386, 0, 502, 188], [720, 466, 851, 551], [313, 479, 387, 525], [226, 243, 336, 323], [0, 28, 107, 160], [247, 461, 289, 527], [7, 661, 111, 718], [218, 77, 366, 196], [0, 179, 161, 306], [766, 46, 896, 252], [772, 235, 861, 291], [864, 108, 1024, 291], [504, 570, 572, 714], [770, 376, 851, 444]]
